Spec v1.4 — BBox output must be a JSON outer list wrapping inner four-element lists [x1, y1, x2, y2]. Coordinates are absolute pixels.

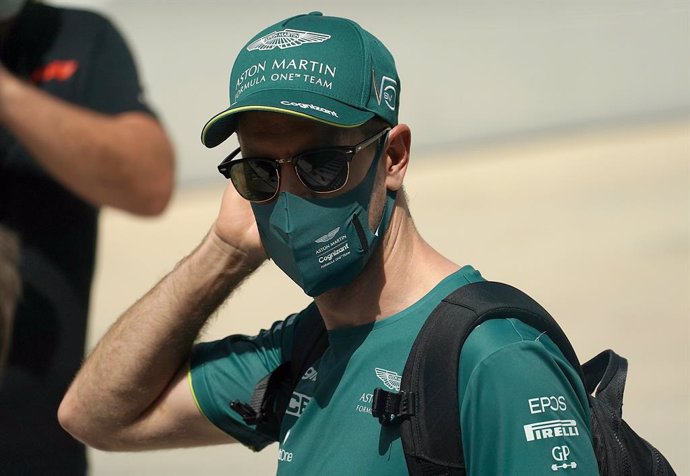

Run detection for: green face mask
[[251, 141, 396, 297]]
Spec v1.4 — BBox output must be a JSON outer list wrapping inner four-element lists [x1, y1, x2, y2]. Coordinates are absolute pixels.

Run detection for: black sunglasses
[[217, 128, 390, 203]]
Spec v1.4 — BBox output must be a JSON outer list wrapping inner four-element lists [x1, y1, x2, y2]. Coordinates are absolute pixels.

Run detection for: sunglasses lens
[[229, 159, 279, 202], [295, 150, 350, 193]]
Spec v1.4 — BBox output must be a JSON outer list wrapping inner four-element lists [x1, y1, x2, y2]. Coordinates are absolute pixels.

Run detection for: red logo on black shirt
[[30, 60, 79, 84]]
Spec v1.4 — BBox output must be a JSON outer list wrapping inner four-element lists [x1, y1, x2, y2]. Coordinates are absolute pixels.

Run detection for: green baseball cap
[[201, 12, 400, 148]]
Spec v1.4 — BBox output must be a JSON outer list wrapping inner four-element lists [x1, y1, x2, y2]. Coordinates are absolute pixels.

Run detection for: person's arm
[[58, 184, 267, 450], [0, 65, 173, 216], [459, 320, 599, 475], [0, 226, 21, 379]]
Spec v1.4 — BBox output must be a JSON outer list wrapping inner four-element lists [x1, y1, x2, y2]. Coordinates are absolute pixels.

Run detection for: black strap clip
[[229, 400, 259, 425], [371, 388, 415, 426], [229, 369, 280, 427]]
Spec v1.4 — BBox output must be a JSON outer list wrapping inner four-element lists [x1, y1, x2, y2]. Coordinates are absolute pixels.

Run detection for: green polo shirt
[[190, 266, 598, 475]]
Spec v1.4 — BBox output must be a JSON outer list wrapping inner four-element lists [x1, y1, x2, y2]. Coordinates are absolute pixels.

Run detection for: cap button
[[307, 11, 323, 16]]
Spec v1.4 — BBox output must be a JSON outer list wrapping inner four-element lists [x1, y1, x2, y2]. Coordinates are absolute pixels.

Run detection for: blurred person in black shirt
[[0, 1, 175, 473]]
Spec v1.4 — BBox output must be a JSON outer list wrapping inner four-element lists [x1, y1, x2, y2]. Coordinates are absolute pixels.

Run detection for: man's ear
[[384, 124, 411, 191]]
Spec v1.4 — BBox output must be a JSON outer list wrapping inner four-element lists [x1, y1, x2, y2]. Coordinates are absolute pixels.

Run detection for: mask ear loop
[[352, 215, 369, 253]]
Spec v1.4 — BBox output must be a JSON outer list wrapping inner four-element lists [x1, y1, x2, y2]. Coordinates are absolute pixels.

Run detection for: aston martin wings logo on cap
[[375, 368, 401, 392], [247, 29, 331, 51]]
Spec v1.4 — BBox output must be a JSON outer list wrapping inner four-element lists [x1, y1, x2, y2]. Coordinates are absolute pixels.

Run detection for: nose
[[277, 161, 312, 198]]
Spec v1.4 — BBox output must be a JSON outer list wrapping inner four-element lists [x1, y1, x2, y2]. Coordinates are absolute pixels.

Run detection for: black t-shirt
[[0, 4, 152, 474]]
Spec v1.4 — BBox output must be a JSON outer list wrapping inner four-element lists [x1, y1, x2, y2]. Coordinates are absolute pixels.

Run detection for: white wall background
[[52, 0, 689, 187]]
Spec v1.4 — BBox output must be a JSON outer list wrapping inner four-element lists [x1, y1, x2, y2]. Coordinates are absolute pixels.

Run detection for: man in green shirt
[[59, 12, 598, 475]]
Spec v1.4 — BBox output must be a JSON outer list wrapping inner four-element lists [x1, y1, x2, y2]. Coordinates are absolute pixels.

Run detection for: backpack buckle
[[229, 400, 259, 425], [371, 388, 415, 426]]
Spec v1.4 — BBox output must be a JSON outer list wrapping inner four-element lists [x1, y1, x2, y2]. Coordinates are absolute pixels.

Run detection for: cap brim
[[200, 90, 375, 148]]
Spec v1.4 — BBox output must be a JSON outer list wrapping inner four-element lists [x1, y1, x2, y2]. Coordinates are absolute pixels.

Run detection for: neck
[[314, 200, 460, 330]]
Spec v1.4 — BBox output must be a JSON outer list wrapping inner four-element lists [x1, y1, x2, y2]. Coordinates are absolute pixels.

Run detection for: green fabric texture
[[459, 319, 599, 475], [201, 12, 400, 147], [189, 267, 597, 474]]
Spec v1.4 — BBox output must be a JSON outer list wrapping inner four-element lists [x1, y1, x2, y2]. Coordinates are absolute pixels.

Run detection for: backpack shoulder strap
[[230, 302, 328, 441], [582, 349, 627, 415], [285, 302, 329, 383], [393, 281, 582, 475]]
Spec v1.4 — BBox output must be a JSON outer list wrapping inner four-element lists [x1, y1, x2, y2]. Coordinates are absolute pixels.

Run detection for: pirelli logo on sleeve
[[523, 419, 580, 442]]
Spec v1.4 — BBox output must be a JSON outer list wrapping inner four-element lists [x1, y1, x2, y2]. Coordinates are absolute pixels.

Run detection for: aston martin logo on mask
[[246, 29, 331, 51], [314, 227, 340, 243]]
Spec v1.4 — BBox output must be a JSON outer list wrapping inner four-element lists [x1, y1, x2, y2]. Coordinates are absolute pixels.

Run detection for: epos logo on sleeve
[[528, 395, 567, 414]]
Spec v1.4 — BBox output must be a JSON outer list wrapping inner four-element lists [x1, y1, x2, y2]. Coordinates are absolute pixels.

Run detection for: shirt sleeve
[[189, 313, 301, 451], [459, 319, 599, 475], [80, 14, 153, 116]]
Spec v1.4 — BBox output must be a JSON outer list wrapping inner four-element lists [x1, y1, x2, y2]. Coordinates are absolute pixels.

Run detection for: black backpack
[[230, 281, 676, 475]]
